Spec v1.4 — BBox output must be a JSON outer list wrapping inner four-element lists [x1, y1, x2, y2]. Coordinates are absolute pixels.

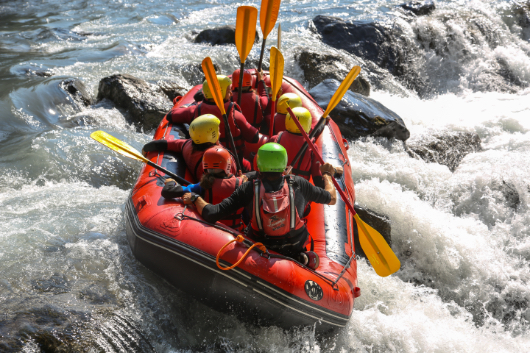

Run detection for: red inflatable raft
[[125, 74, 360, 332]]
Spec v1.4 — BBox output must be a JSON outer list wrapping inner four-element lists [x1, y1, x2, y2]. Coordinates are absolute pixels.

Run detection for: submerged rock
[[97, 74, 172, 131], [194, 25, 259, 46], [406, 131, 482, 172], [294, 48, 371, 96], [398, 1, 436, 17], [180, 62, 220, 87], [60, 79, 93, 106], [309, 79, 410, 141], [354, 205, 392, 259]]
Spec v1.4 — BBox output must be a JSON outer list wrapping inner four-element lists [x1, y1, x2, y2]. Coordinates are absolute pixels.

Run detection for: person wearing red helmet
[[142, 114, 239, 181], [165, 75, 258, 172], [162, 146, 251, 231], [231, 69, 269, 130]]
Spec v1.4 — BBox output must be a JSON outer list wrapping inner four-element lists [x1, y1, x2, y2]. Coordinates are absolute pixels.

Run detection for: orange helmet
[[203, 147, 231, 174], [232, 69, 254, 89]]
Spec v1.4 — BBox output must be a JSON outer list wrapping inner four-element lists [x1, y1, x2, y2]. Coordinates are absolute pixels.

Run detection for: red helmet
[[203, 147, 231, 174], [232, 69, 254, 89]]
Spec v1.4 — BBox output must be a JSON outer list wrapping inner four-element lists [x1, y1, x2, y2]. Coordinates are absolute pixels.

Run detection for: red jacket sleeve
[[166, 105, 197, 124], [256, 80, 269, 110], [166, 139, 187, 153], [234, 111, 259, 143]]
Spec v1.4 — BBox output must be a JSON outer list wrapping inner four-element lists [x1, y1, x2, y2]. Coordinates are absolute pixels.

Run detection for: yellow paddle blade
[[201, 57, 226, 116], [322, 65, 361, 119], [260, 0, 281, 39], [355, 214, 401, 277], [269, 46, 284, 102], [235, 6, 258, 64], [277, 23, 281, 50], [90, 130, 148, 163]]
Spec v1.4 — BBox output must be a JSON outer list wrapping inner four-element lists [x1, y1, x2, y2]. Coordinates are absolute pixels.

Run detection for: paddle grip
[[146, 160, 190, 186]]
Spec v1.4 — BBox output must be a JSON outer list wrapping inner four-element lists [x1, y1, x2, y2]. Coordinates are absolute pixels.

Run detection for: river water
[[1, 0, 529, 351]]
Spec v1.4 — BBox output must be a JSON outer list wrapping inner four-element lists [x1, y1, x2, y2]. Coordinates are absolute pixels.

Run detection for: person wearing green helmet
[[181, 142, 339, 270], [142, 114, 238, 180], [164, 75, 260, 172]]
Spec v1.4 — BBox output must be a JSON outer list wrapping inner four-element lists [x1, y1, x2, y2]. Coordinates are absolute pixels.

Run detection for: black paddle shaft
[[146, 160, 191, 186], [237, 62, 245, 106], [221, 113, 243, 172], [257, 39, 267, 77]]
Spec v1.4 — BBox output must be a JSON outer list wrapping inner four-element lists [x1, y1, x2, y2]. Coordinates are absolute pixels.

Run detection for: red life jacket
[[277, 132, 311, 180], [232, 91, 263, 129], [203, 175, 244, 230], [194, 101, 244, 157], [181, 140, 207, 180], [250, 176, 305, 237]]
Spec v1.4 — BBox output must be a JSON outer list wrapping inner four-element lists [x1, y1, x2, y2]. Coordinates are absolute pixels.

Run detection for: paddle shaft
[[221, 113, 243, 172], [288, 116, 327, 170], [285, 107, 392, 272], [257, 39, 267, 73], [269, 100, 276, 137], [237, 62, 245, 106], [146, 160, 190, 186]]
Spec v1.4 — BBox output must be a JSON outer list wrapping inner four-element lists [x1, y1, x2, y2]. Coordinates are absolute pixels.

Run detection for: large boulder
[[60, 79, 93, 107], [97, 74, 172, 131], [406, 131, 482, 172], [310, 15, 426, 95], [180, 62, 220, 87], [294, 48, 371, 96], [194, 25, 259, 46], [309, 79, 410, 141], [354, 205, 392, 259], [398, 1, 436, 16]]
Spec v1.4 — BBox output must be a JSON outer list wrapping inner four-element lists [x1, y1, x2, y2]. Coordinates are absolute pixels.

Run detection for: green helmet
[[256, 143, 288, 172]]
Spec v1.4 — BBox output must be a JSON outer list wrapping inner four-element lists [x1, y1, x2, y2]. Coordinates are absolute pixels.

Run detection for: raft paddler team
[[145, 74, 342, 270]]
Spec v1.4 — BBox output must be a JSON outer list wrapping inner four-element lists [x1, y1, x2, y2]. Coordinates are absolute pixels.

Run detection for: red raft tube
[[125, 74, 360, 332]]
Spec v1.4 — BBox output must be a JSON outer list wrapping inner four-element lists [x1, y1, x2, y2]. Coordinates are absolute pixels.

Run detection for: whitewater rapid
[[1, 0, 530, 351]]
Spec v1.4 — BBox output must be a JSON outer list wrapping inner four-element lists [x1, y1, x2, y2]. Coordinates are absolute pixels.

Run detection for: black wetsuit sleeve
[[244, 171, 258, 180], [161, 181, 184, 199], [143, 140, 168, 152], [295, 176, 331, 204], [202, 181, 254, 223]]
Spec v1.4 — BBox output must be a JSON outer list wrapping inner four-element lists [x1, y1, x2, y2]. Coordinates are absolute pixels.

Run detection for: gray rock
[[180, 62, 220, 87], [194, 25, 259, 46], [157, 80, 187, 102], [97, 74, 172, 131], [309, 79, 410, 141], [354, 205, 392, 259], [512, 1, 530, 41], [406, 131, 482, 172], [398, 1, 436, 17], [310, 15, 427, 95], [294, 48, 371, 96], [60, 79, 93, 106]]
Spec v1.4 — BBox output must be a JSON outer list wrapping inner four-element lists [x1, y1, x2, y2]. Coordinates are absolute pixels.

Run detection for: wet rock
[[310, 15, 427, 95], [294, 48, 371, 96], [309, 79, 410, 141], [97, 74, 172, 131], [157, 80, 187, 102], [512, 1, 530, 41], [354, 205, 392, 259], [60, 79, 93, 106], [500, 180, 520, 210], [180, 62, 220, 87], [398, 1, 436, 17], [194, 25, 259, 46], [406, 131, 482, 172]]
